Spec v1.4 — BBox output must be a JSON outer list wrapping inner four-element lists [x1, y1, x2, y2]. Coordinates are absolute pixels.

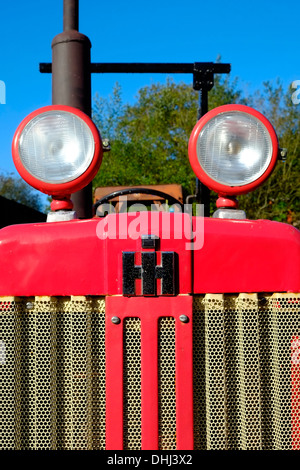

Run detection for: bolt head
[[111, 316, 121, 324], [102, 138, 111, 152], [26, 302, 34, 310], [179, 314, 189, 323]]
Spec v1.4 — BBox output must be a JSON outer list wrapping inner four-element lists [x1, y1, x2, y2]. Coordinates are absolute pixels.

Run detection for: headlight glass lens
[[196, 111, 273, 186], [18, 111, 95, 184]]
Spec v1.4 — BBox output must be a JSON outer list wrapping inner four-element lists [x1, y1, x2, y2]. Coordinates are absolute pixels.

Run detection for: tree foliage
[[0, 172, 43, 211], [93, 77, 299, 227], [93, 77, 242, 194], [240, 81, 300, 226]]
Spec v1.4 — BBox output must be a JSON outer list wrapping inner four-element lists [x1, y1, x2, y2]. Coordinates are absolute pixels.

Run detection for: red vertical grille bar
[[141, 317, 159, 449], [105, 311, 124, 450], [176, 311, 194, 449], [106, 295, 193, 451]]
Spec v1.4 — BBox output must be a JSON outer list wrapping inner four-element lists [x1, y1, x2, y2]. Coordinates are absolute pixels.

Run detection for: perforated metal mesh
[[123, 317, 141, 450], [1, 293, 300, 450], [0, 296, 106, 450], [193, 293, 300, 450], [158, 317, 176, 450]]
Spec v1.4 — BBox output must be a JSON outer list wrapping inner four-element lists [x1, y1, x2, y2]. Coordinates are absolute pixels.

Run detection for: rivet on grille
[[26, 302, 34, 310], [111, 316, 121, 324], [179, 315, 189, 323]]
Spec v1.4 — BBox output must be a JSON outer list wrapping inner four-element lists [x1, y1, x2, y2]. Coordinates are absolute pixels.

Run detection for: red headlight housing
[[188, 104, 279, 196], [12, 105, 102, 196]]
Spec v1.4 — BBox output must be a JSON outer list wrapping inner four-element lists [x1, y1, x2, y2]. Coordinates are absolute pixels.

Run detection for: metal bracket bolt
[[179, 315, 189, 323], [279, 148, 287, 162], [102, 138, 111, 152], [111, 316, 121, 324]]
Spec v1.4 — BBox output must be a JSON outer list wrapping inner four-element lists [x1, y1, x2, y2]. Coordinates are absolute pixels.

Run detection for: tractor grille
[[193, 293, 300, 450], [0, 296, 106, 450], [0, 293, 299, 450]]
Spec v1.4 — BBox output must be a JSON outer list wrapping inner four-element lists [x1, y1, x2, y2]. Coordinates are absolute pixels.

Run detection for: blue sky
[[0, 0, 299, 181]]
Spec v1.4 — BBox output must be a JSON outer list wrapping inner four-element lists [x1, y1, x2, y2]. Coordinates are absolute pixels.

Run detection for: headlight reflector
[[197, 112, 272, 186], [18, 111, 95, 184]]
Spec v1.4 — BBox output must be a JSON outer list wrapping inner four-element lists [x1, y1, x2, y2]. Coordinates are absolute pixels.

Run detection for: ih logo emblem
[[122, 251, 176, 296]]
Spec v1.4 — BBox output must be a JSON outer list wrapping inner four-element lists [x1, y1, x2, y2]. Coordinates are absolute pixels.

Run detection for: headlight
[[12, 105, 102, 195], [188, 104, 279, 195]]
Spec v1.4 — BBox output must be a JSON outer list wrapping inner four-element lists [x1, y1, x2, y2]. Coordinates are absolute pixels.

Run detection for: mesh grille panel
[[0, 296, 106, 450], [0, 293, 300, 450], [123, 317, 141, 450], [193, 293, 300, 450], [158, 317, 176, 450], [0, 299, 18, 450]]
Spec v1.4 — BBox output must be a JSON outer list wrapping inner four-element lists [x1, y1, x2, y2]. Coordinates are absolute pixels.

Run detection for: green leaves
[[92, 77, 299, 227], [0, 172, 43, 211]]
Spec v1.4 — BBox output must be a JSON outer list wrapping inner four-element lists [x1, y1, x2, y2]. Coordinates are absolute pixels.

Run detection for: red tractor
[[0, 1, 299, 452]]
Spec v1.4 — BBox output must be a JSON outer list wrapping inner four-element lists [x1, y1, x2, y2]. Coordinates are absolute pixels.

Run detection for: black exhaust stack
[[51, 0, 92, 219]]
